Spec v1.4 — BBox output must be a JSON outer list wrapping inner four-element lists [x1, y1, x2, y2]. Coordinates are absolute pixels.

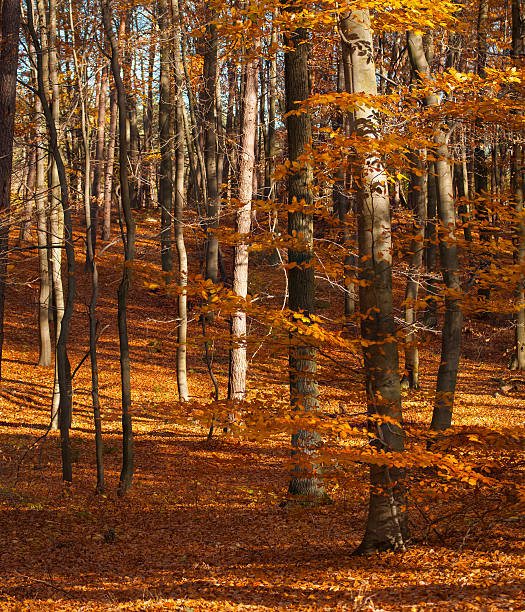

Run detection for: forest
[[0, 0, 523, 608]]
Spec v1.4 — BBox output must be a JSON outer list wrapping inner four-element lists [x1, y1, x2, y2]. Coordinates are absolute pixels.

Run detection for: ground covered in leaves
[[0, 214, 524, 611]]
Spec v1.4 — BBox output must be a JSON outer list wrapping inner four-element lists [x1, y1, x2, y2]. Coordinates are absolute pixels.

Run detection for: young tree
[[171, 0, 189, 401], [101, 0, 136, 496], [230, 40, 260, 400]]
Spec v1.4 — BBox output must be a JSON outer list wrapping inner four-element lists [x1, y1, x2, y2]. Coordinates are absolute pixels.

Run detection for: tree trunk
[[511, 0, 524, 370], [27, 0, 75, 484], [19, 141, 36, 242], [91, 63, 108, 254], [102, 86, 117, 241], [402, 151, 427, 390], [34, 93, 52, 367], [171, 0, 189, 401], [283, 2, 323, 501], [341, 11, 407, 554], [102, 0, 136, 496], [0, 0, 21, 379], [202, 5, 219, 284], [407, 31, 463, 434], [158, 0, 173, 272], [68, 0, 104, 492], [230, 43, 259, 400]]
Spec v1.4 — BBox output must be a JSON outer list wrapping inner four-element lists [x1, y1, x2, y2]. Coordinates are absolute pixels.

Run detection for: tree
[[283, 0, 322, 500], [340, 9, 408, 553], [101, 0, 136, 496], [0, 0, 21, 380], [229, 41, 260, 401]]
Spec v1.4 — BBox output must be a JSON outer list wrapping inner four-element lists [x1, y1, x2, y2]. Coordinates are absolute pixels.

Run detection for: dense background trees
[[0, 0, 523, 575]]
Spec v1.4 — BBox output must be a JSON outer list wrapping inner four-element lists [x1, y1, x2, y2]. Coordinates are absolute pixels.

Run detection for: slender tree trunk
[[202, 5, 219, 284], [27, 0, 75, 484], [102, 86, 117, 241], [283, 2, 323, 500], [102, 0, 136, 496], [91, 63, 108, 254], [171, 0, 189, 401], [340, 41, 358, 324], [68, 0, 104, 492], [402, 151, 427, 389], [407, 31, 463, 434], [35, 105, 52, 367], [19, 142, 36, 242], [0, 0, 21, 379], [158, 0, 173, 272], [511, 0, 524, 369], [341, 11, 407, 554], [230, 43, 259, 400]]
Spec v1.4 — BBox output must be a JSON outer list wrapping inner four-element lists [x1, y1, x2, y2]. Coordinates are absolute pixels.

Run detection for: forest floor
[[0, 211, 524, 611]]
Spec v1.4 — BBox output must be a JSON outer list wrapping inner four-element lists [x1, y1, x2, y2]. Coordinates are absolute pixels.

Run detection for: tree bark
[[230, 43, 259, 400], [102, 0, 136, 496], [341, 11, 407, 554], [171, 0, 189, 401], [91, 63, 108, 254], [402, 151, 427, 390], [102, 86, 117, 241], [0, 0, 21, 379], [511, 0, 524, 370], [158, 0, 173, 272], [68, 0, 104, 492], [283, 2, 323, 500], [407, 31, 463, 434], [202, 5, 220, 284], [27, 0, 75, 484]]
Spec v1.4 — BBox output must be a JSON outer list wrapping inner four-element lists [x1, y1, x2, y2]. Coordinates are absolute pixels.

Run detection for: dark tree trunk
[[102, 0, 136, 496], [0, 0, 21, 380], [202, 5, 220, 284], [158, 0, 173, 272], [283, 1, 323, 501]]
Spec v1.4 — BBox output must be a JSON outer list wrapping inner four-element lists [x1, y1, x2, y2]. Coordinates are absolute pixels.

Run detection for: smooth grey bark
[[283, 2, 323, 500], [35, 0, 64, 429], [27, 0, 75, 484], [19, 142, 36, 242], [91, 63, 108, 254], [230, 43, 259, 400], [102, 86, 117, 241], [171, 0, 189, 401], [407, 31, 463, 434], [341, 11, 407, 554], [102, 0, 136, 496], [29, 35, 53, 368], [0, 0, 21, 379], [339, 40, 358, 323]]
